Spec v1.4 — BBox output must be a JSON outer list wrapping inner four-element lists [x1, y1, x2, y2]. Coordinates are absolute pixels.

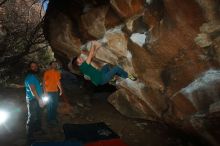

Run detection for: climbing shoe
[[109, 77, 117, 86], [128, 74, 137, 81], [110, 76, 117, 82]]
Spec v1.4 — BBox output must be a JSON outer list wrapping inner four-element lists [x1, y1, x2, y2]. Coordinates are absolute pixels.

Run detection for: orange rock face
[[44, 0, 220, 144]]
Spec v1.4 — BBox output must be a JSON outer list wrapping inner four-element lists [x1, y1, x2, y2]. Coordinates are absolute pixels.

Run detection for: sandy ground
[[0, 84, 203, 146]]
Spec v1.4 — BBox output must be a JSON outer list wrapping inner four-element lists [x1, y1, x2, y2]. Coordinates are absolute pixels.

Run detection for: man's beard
[[29, 69, 39, 74]]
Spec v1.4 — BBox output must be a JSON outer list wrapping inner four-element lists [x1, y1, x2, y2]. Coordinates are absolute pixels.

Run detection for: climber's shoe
[[128, 74, 137, 81]]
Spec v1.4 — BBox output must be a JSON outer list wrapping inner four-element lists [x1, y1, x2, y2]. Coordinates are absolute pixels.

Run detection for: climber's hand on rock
[[81, 50, 88, 55], [92, 40, 101, 49]]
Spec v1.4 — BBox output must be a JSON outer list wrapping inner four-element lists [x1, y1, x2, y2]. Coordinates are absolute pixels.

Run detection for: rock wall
[[44, 0, 220, 145]]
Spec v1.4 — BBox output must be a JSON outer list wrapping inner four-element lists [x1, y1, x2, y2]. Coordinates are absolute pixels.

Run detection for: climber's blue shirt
[[25, 74, 43, 101]]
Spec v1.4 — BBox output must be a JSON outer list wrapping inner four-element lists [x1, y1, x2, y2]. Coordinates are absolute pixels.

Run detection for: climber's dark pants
[[100, 64, 128, 85]]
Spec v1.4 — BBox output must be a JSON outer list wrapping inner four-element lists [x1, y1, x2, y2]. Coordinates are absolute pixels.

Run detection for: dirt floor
[[0, 72, 204, 146]]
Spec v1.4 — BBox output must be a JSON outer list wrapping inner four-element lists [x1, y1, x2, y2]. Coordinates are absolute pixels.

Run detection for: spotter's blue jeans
[[47, 92, 59, 122], [26, 98, 41, 136]]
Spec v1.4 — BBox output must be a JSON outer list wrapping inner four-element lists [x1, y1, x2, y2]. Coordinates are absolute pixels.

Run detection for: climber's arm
[[86, 41, 101, 64], [86, 42, 95, 64]]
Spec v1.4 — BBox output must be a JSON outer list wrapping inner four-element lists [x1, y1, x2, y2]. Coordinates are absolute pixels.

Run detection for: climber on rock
[[73, 41, 137, 86]]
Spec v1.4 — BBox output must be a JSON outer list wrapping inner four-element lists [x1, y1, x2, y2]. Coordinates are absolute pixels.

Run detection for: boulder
[[44, 0, 220, 145]]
